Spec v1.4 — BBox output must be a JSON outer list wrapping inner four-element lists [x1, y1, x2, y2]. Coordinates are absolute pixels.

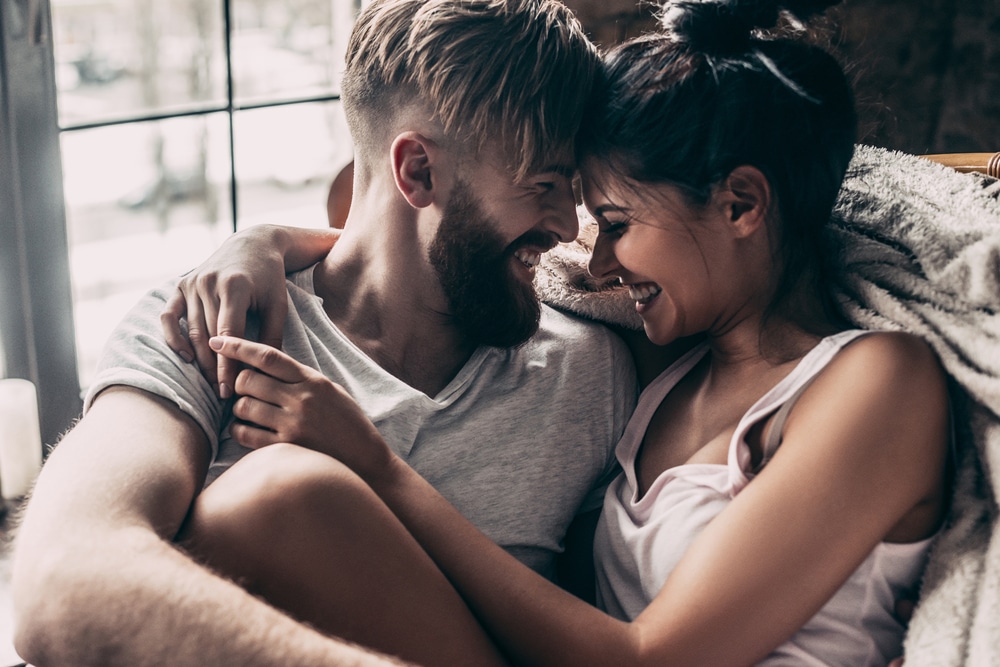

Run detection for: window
[[0, 0, 358, 445]]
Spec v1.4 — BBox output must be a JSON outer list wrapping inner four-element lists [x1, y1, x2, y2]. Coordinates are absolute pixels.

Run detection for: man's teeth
[[628, 284, 662, 304], [515, 249, 541, 268]]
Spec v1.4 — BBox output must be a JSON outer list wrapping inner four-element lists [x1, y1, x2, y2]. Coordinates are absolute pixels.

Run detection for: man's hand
[[161, 225, 341, 399], [161, 229, 290, 397], [209, 335, 392, 477]]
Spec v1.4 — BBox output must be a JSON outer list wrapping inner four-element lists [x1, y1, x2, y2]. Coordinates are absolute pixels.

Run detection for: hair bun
[[661, 0, 841, 55]]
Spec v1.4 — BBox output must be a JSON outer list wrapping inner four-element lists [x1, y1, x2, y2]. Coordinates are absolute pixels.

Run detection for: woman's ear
[[718, 165, 772, 238], [390, 132, 437, 208]]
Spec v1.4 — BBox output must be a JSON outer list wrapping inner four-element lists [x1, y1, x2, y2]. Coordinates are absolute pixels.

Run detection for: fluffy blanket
[[535, 145, 1000, 666]]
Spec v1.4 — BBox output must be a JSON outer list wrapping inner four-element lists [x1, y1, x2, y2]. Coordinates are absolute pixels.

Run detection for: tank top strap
[[752, 329, 875, 471], [760, 378, 815, 458]]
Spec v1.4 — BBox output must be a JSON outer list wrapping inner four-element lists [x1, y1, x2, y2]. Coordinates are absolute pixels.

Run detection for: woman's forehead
[[580, 163, 699, 221], [579, 159, 625, 204], [580, 158, 651, 202]]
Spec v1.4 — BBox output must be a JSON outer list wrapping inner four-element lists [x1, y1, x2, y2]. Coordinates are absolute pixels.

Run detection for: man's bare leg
[[180, 443, 507, 667]]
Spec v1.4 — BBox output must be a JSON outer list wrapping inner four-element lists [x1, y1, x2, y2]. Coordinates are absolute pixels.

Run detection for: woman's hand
[[161, 225, 340, 397], [208, 335, 393, 479]]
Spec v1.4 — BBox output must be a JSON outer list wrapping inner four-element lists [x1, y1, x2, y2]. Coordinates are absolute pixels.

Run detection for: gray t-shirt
[[85, 267, 638, 577]]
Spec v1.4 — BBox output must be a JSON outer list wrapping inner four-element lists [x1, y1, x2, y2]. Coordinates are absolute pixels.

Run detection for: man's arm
[[11, 386, 409, 667]]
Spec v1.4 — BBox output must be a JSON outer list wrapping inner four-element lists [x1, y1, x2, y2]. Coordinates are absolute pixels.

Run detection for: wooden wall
[[563, 0, 1000, 156]]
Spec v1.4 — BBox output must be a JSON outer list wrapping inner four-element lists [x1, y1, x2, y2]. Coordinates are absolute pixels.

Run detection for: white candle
[[0, 379, 43, 499]]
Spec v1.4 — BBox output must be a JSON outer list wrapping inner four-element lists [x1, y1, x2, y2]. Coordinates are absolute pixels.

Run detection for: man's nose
[[546, 184, 579, 243]]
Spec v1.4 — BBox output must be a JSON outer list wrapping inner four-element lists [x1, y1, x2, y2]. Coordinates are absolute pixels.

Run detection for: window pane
[[231, 0, 356, 104], [234, 101, 351, 231], [62, 115, 233, 387], [53, 0, 226, 126]]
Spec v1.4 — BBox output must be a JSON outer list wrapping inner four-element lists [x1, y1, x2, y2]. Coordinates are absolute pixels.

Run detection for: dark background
[[566, 0, 999, 156]]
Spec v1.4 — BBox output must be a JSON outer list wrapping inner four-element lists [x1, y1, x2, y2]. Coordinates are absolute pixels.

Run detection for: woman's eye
[[601, 221, 627, 235]]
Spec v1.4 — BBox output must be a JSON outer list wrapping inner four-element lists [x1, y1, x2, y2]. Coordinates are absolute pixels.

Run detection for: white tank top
[[593, 330, 934, 666]]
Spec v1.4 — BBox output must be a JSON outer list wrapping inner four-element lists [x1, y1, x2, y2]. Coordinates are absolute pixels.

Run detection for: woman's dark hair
[[578, 0, 857, 330]]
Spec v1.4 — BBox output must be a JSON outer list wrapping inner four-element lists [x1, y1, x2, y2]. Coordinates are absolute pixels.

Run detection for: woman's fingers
[[233, 366, 295, 407], [210, 336, 308, 384], [229, 420, 282, 450], [231, 395, 283, 433]]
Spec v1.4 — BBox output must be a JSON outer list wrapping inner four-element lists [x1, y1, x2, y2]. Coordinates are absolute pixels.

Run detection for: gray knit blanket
[[535, 144, 1000, 666]]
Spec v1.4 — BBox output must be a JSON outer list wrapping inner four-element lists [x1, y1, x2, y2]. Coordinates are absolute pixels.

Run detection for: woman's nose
[[588, 232, 618, 278]]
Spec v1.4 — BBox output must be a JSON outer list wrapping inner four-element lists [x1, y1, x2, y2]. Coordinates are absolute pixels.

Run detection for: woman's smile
[[627, 282, 663, 308]]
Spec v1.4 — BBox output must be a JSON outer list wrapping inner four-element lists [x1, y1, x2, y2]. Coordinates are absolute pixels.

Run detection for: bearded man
[[11, 1, 636, 665]]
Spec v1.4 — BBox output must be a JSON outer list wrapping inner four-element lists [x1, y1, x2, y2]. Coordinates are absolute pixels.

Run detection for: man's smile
[[514, 248, 542, 269]]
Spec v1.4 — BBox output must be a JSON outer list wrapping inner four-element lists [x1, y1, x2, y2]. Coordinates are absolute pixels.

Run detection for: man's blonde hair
[[342, 0, 598, 179]]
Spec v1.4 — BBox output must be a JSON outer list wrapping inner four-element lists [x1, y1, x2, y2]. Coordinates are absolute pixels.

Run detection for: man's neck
[[311, 217, 479, 398]]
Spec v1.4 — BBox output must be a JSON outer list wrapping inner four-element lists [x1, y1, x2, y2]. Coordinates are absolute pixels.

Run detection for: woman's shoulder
[[831, 330, 946, 392], [793, 329, 950, 455], [783, 330, 951, 542]]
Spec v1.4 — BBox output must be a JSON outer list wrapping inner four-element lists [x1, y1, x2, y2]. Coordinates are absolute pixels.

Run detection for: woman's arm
[[381, 332, 948, 667], [210, 332, 949, 667], [161, 224, 340, 395]]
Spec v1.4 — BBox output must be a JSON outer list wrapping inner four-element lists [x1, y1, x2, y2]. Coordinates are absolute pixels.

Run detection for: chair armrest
[[921, 152, 1000, 178]]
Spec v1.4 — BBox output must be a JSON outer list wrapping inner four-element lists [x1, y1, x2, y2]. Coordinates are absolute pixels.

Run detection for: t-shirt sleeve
[[577, 327, 638, 513], [82, 280, 225, 458]]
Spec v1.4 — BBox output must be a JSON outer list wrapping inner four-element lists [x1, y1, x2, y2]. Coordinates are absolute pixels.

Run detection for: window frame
[[0, 0, 81, 448], [0, 0, 353, 450]]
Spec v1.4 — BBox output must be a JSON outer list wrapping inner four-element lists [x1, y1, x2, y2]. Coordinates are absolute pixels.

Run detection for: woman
[[167, 1, 949, 664]]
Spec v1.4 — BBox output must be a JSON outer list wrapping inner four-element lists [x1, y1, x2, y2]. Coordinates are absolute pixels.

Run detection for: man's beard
[[428, 180, 543, 348]]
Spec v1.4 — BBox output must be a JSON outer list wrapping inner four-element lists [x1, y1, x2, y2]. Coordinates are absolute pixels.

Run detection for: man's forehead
[[530, 164, 576, 178], [473, 140, 576, 177], [529, 146, 577, 176], [517, 149, 577, 181]]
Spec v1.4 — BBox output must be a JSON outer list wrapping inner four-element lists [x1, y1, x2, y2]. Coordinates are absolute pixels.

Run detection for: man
[[11, 1, 636, 665]]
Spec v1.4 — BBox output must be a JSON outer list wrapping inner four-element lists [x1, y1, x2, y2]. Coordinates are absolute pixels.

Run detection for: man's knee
[[180, 444, 362, 579]]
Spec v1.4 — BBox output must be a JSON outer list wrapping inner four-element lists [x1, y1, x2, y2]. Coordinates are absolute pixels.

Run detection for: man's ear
[[717, 165, 772, 238], [390, 132, 437, 209]]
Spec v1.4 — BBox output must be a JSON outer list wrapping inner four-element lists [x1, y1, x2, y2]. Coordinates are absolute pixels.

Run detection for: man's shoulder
[[84, 278, 195, 380], [514, 305, 634, 374], [83, 277, 223, 444], [537, 304, 617, 341], [535, 305, 630, 356]]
